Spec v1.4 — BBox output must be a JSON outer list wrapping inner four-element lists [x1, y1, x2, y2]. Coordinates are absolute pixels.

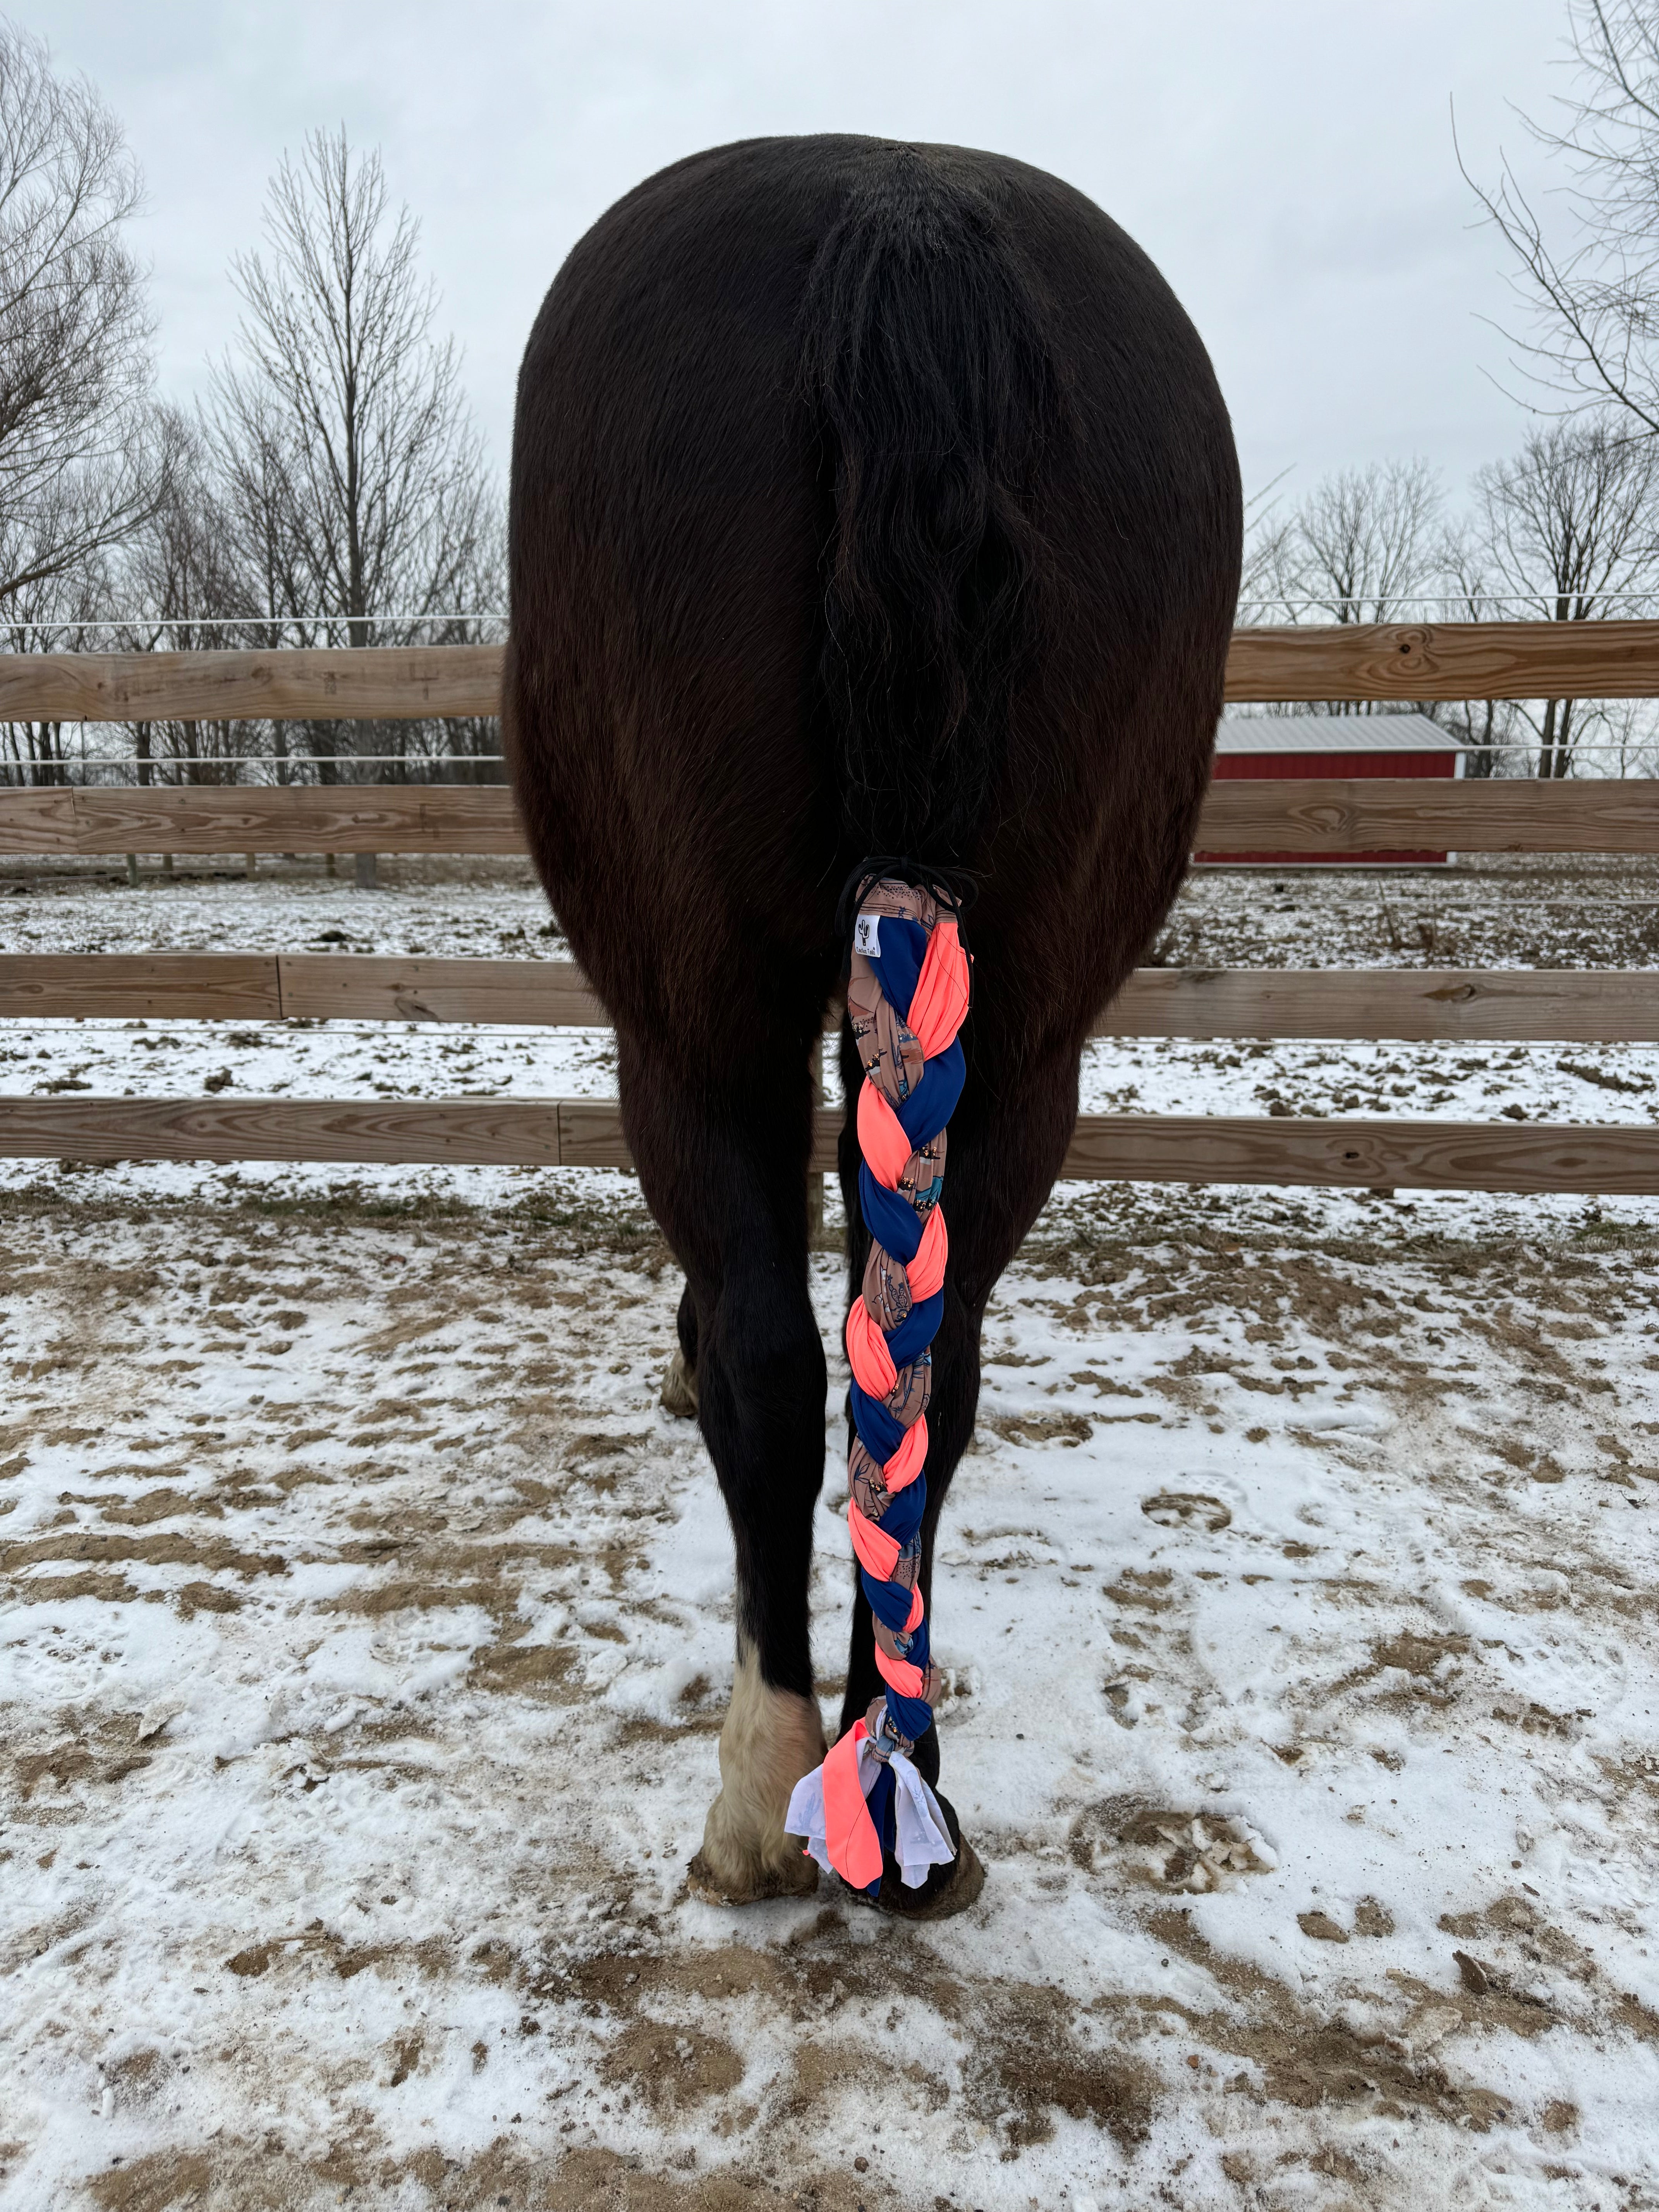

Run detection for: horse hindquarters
[[508, 134, 1240, 1915]]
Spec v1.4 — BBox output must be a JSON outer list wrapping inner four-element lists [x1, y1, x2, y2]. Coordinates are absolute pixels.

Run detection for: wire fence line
[[15, 598, 1659, 625], [1234, 594, 1659, 617], [0, 758, 508, 790], [0, 614, 509, 635], [11, 743, 1659, 789], [15, 747, 1659, 789], [60, 755, 512, 767], [0, 742, 508, 790]]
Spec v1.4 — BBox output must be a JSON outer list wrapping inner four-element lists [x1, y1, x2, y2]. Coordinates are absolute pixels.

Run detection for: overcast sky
[[41, 0, 1574, 520]]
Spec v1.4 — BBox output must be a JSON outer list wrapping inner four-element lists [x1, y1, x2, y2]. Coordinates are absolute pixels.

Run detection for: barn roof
[[1215, 712, 1463, 756]]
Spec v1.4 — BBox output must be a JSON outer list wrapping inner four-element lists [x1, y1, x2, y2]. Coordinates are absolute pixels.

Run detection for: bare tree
[[0, 22, 163, 607], [1596, 689, 1659, 771], [115, 408, 256, 785], [205, 127, 495, 779], [1468, 415, 1659, 773], [0, 543, 112, 784], [1464, 0, 1659, 437], [1252, 459, 1443, 714], [1238, 466, 1295, 608], [1283, 460, 1442, 622], [1436, 514, 1523, 773]]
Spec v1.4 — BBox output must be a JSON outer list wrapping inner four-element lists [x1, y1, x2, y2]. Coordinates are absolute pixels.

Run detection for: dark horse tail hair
[[799, 147, 1063, 870]]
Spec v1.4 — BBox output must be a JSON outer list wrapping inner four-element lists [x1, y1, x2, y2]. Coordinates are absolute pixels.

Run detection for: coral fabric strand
[[907, 919, 971, 1060], [845, 1299, 898, 1396], [881, 1415, 928, 1492], [820, 1723, 884, 1891], [797, 874, 970, 1894], [856, 1082, 915, 1192], [847, 1499, 901, 1583], [907, 1206, 949, 1302]]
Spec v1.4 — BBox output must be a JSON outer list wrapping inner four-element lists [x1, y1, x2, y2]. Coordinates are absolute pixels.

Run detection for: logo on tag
[[854, 914, 882, 957]]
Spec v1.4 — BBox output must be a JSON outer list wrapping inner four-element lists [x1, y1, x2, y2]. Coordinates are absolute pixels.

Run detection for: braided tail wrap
[[786, 872, 972, 1894]]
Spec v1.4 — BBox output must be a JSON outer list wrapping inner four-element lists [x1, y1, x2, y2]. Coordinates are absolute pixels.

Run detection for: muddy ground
[[3, 858, 1659, 2208]]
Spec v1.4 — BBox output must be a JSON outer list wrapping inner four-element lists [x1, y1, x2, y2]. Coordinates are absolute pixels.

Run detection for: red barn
[[1196, 712, 1466, 865]]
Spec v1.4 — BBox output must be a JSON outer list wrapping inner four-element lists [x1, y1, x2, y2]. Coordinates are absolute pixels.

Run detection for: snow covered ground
[[4, 858, 1659, 2210]]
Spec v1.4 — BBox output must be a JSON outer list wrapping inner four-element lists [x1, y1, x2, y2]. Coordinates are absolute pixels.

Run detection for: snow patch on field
[[4, 859, 1659, 2206], [2, 1179, 1659, 2209]]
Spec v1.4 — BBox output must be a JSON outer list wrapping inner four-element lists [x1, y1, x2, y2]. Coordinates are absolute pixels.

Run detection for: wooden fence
[[9, 617, 1659, 721], [6, 776, 1659, 857], [4, 624, 1659, 1194]]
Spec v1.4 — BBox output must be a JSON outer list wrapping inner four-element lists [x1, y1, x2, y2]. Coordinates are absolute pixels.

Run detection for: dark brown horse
[[506, 135, 1240, 1912]]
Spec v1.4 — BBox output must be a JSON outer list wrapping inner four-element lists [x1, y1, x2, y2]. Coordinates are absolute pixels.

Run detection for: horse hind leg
[[683, 1225, 828, 1901], [622, 1043, 828, 1902]]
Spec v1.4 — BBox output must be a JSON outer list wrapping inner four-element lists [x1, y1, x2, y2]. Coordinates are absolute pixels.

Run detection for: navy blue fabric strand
[[859, 1164, 923, 1261], [856, 1469, 925, 1548], [883, 1291, 944, 1372], [862, 1562, 928, 1640], [866, 917, 929, 1030], [885, 1683, 934, 1744], [850, 1380, 905, 1464], [894, 1038, 964, 1147], [863, 1760, 899, 1897]]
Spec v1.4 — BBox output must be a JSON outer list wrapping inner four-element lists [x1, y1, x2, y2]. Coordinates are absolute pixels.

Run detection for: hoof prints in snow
[[3, 1159, 1659, 2199]]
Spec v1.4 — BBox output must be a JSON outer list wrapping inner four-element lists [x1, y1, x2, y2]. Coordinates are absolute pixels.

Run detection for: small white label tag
[[854, 914, 882, 957]]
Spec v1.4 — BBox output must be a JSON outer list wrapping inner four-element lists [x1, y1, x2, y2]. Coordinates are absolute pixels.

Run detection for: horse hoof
[[686, 1844, 819, 1906], [840, 1791, 986, 1920], [660, 1346, 699, 1418], [689, 1659, 827, 1904], [879, 1832, 986, 1920]]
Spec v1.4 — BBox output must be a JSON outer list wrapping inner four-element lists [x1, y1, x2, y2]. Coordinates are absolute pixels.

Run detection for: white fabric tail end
[[785, 1740, 955, 1889]]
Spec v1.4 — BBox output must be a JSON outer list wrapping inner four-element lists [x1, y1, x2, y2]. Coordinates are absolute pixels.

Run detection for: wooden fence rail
[[9, 954, 1659, 1043], [8, 622, 1659, 720], [1223, 621, 1659, 702], [2, 1096, 1657, 1194], [7, 778, 1659, 857], [0, 647, 503, 725], [0, 786, 525, 856]]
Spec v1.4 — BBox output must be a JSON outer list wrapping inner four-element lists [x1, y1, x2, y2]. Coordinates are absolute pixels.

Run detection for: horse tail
[[799, 146, 1063, 868]]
